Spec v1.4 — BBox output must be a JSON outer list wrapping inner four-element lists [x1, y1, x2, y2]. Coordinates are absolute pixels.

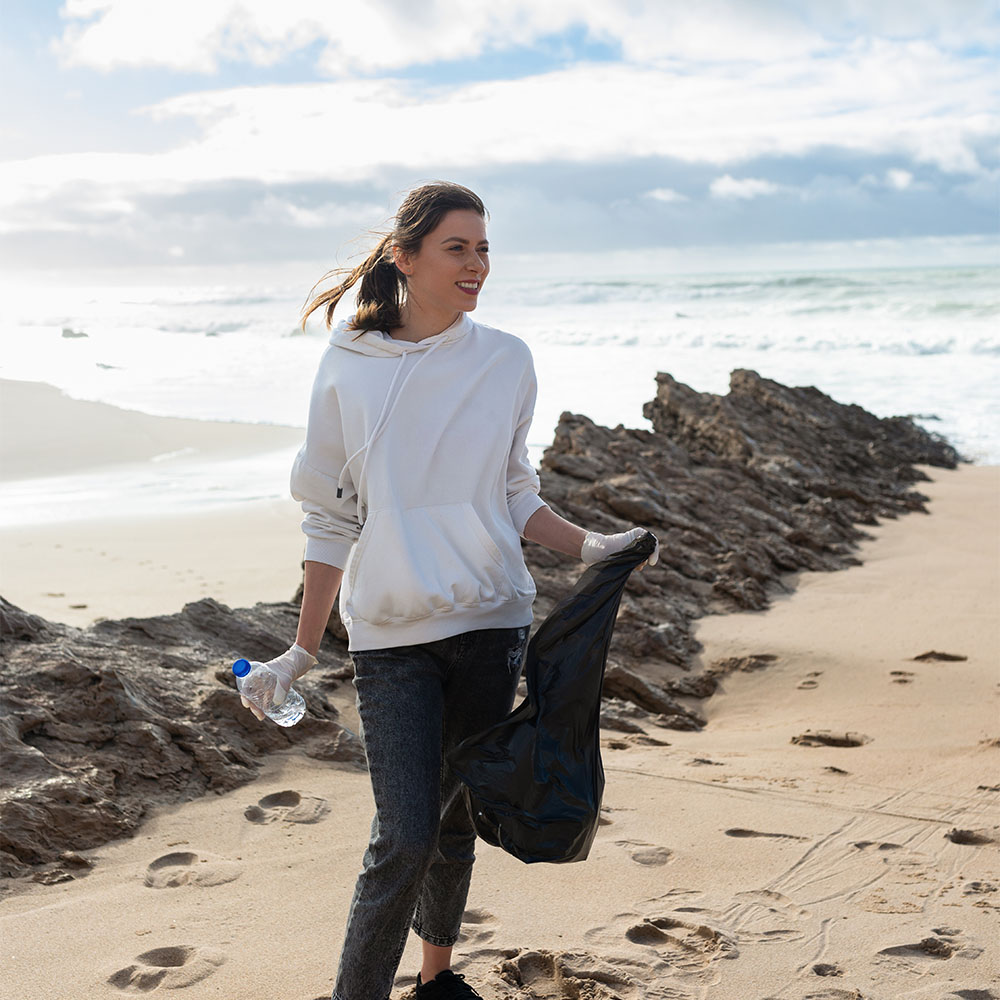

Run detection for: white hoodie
[[290, 311, 549, 651]]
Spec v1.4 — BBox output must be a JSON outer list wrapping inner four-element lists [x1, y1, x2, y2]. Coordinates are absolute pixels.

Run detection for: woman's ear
[[391, 245, 412, 276]]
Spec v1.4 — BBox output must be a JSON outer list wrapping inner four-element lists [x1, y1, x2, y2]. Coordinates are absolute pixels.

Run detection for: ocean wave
[[519, 323, 997, 356], [498, 269, 998, 316], [922, 301, 1000, 317], [131, 294, 283, 307], [155, 321, 251, 334], [505, 281, 671, 306], [689, 274, 868, 292], [789, 304, 856, 315], [884, 339, 956, 356]]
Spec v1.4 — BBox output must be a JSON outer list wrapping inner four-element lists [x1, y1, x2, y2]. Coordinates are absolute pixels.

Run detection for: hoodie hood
[[324, 311, 471, 507], [329, 311, 472, 356]]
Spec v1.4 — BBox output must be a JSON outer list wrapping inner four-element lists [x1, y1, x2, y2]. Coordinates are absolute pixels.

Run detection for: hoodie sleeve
[[289, 352, 361, 570], [506, 353, 549, 536]]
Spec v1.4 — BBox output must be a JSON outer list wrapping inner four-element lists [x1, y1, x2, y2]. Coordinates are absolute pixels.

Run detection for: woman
[[243, 182, 657, 1000]]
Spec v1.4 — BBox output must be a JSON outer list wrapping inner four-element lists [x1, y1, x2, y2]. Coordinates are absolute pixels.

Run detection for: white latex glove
[[580, 527, 659, 571], [240, 643, 318, 721]]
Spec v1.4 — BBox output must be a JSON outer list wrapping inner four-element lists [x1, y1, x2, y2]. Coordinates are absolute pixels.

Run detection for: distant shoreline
[[0, 378, 303, 482]]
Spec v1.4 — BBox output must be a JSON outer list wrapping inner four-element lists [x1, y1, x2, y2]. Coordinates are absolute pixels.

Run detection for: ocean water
[[1, 262, 997, 526]]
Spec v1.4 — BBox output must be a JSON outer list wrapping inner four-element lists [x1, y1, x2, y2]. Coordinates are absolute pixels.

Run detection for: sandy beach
[[0, 379, 306, 625], [1, 383, 998, 1000]]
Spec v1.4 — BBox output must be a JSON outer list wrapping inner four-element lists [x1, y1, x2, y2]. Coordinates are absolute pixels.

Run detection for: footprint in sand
[[457, 908, 498, 946], [493, 949, 678, 1000], [963, 880, 998, 895], [878, 935, 956, 960], [623, 915, 736, 970], [613, 891, 807, 962], [791, 730, 871, 748], [946, 827, 999, 846], [244, 790, 329, 824], [797, 671, 823, 690], [143, 851, 241, 889], [725, 828, 809, 841], [876, 926, 984, 969], [811, 962, 844, 976], [890, 670, 915, 683], [614, 840, 674, 866], [108, 945, 225, 992], [800, 989, 872, 1000]]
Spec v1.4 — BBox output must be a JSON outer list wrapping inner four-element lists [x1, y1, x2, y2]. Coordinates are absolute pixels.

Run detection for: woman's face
[[394, 209, 490, 317]]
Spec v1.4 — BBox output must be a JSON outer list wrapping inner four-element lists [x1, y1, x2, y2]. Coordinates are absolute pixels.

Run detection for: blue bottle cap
[[232, 658, 252, 677]]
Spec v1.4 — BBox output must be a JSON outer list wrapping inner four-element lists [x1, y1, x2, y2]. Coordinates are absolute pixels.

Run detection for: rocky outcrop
[[533, 369, 957, 671], [0, 597, 362, 878], [0, 369, 960, 874]]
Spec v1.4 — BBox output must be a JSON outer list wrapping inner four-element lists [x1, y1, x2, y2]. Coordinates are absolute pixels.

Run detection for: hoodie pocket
[[345, 502, 515, 626]]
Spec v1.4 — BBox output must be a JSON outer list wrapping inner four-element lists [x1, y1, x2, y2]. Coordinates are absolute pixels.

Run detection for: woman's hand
[[580, 527, 659, 570], [240, 643, 318, 721]]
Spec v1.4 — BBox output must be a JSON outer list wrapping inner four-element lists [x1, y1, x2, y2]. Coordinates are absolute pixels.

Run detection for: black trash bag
[[448, 530, 657, 864]]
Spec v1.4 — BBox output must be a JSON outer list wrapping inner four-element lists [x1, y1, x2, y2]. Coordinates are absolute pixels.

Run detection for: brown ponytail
[[301, 181, 487, 334]]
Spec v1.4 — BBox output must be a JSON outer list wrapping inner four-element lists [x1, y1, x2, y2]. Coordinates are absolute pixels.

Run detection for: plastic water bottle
[[232, 659, 306, 727]]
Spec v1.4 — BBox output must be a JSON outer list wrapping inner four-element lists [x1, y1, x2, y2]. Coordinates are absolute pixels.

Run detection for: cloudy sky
[[1, 0, 997, 271]]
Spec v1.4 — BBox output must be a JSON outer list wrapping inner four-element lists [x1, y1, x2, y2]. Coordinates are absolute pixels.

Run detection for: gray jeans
[[333, 626, 528, 1000]]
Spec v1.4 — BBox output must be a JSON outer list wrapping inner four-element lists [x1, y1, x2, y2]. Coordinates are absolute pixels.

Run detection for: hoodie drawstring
[[335, 338, 445, 504], [336, 350, 409, 498]]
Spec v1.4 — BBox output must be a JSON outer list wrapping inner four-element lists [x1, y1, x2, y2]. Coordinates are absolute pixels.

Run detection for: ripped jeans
[[332, 626, 528, 1000]]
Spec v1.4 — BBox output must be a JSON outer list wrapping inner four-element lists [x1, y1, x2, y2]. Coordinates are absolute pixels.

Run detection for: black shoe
[[415, 969, 484, 999]]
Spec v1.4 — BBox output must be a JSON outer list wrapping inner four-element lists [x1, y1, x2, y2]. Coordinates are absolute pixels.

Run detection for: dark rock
[[708, 654, 779, 675], [0, 598, 51, 643], [535, 368, 957, 713], [602, 665, 706, 729], [0, 598, 363, 874], [599, 697, 662, 734]]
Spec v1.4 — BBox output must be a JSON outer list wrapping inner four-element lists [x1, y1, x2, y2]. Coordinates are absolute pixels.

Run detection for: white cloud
[[54, 0, 999, 75], [54, 0, 602, 75], [886, 168, 914, 189], [859, 167, 936, 193], [710, 175, 783, 199], [6, 35, 995, 214], [247, 195, 386, 229], [645, 187, 688, 203]]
